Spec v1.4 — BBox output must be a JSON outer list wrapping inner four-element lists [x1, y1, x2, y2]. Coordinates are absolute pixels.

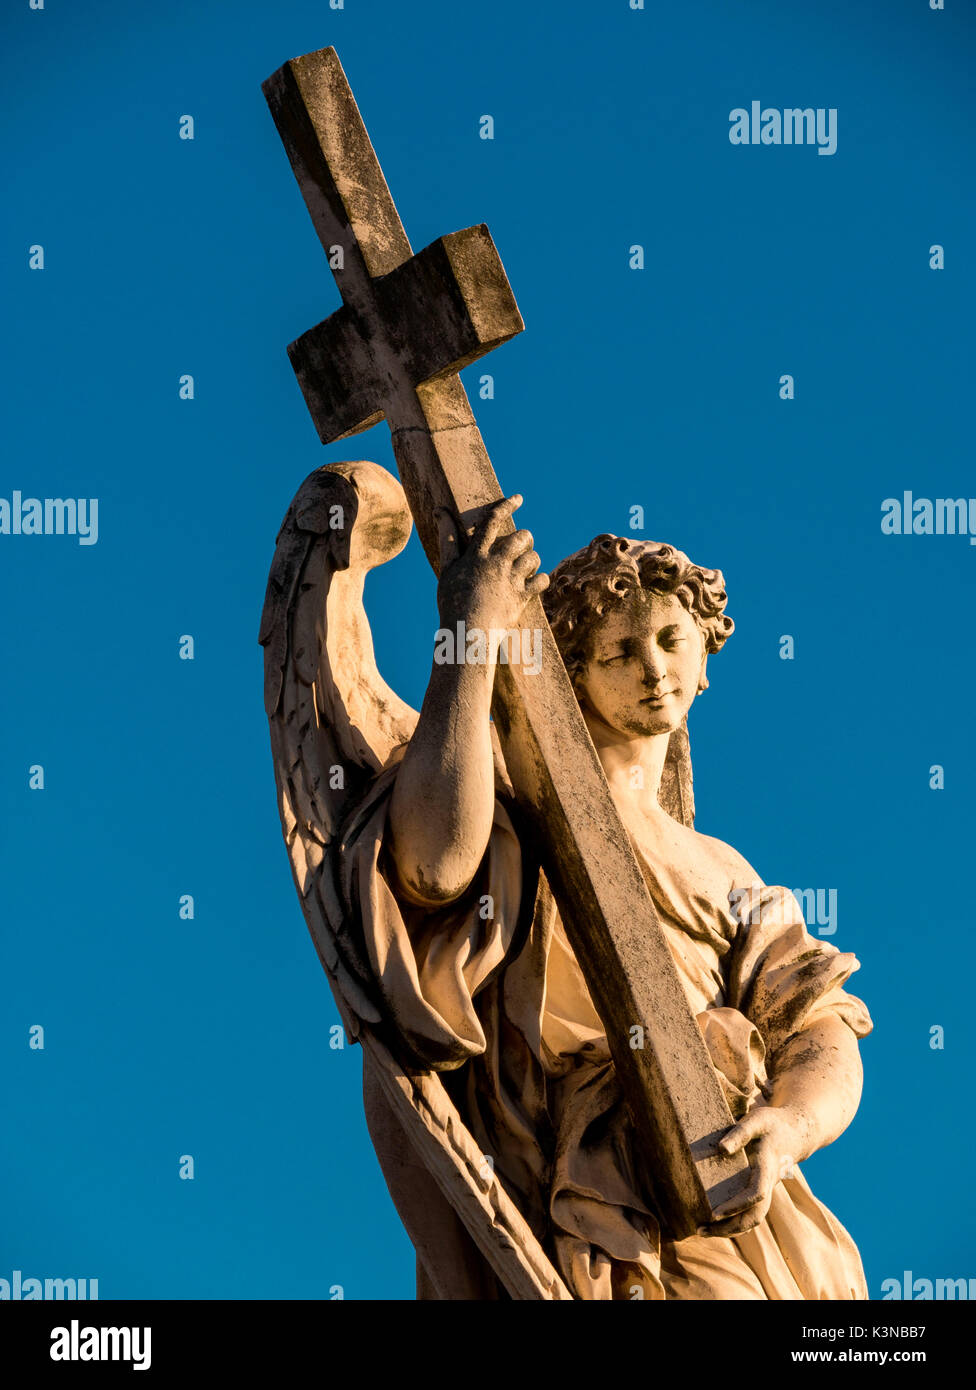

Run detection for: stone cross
[[263, 45, 751, 1238]]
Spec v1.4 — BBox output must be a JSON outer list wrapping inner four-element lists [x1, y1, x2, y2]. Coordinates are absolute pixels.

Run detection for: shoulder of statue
[[693, 830, 762, 892]]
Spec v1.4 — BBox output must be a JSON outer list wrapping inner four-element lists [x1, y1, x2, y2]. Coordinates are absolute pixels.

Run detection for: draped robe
[[342, 757, 873, 1300]]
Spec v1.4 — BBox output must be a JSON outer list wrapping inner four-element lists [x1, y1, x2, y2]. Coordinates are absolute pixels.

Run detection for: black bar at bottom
[[1, 1297, 968, 1376]]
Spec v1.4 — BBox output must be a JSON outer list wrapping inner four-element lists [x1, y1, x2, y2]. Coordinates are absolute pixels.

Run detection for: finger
[[709, 1136, 777, 1223], [750, 1135, 780, 1202], [525, 572, 549, 597], [705, 1145, 776, 1237], [435, 507, 461, 570], [472, 494, 522, 556], [492, 530, 535, 564], [709, 1166, 763, 1224], [511, 550, 541, 580], [718, 1109, 772, 1157], [702, 1189, 773, 1239]]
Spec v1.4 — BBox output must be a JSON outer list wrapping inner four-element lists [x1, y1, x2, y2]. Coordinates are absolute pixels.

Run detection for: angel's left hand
[[697, 1104, 810, 1238]]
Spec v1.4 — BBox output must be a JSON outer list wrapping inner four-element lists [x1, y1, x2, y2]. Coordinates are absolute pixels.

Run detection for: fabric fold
[[342, 766, 874, 1300]]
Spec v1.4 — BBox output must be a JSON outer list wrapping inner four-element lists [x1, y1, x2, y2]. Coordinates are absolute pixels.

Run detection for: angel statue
[[259, 457, 873, 1302]]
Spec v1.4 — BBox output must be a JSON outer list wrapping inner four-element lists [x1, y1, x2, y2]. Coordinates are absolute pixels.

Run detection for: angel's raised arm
[[260, 462, 545, 1017], [387, 493, 547, 907]]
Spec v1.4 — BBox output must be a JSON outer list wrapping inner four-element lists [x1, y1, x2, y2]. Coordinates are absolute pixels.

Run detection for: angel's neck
[[582, 714, 671, 820]]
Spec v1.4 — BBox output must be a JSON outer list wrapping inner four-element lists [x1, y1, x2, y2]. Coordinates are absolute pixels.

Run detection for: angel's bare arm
[[387, 495, 548, 906]]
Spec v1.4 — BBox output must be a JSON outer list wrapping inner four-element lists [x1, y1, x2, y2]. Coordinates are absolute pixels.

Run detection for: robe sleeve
[[725, 884, 873, 1060], [339, 765, 526, 1071]]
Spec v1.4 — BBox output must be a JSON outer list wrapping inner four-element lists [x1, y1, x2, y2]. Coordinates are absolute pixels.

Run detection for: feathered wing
[[259, 459, 570, 1300], [260, 459, 417, 1036]]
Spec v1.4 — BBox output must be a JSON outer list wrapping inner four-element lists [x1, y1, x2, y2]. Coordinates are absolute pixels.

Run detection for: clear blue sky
[[2, 0, 973, 1299]]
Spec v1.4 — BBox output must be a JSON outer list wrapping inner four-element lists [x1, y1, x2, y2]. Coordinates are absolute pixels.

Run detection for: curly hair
[[541, 534, 734, 689]]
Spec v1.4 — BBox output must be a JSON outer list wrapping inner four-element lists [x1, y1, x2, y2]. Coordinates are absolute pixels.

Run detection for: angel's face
[[574, 592, 706, 739]]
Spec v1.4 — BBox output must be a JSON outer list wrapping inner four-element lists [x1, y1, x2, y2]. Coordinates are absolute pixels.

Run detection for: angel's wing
[[259, 459, 418, 1037]]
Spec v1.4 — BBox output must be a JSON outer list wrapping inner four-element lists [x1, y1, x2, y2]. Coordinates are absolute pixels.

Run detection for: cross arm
[[290, 226, 525, 443]]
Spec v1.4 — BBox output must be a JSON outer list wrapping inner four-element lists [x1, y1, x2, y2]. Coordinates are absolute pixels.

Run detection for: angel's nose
[[638, 642, 667, 688]]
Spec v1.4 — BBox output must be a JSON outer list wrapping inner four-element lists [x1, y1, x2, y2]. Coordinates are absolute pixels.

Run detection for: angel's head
[[541, 534, 733, 738]]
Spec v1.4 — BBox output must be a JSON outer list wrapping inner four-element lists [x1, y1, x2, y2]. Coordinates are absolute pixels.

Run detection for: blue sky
[[2, 0, 973, 1298]]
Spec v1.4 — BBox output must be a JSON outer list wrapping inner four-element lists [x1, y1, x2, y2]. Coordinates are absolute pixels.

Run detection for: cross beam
[[263, 45, 751, 1240]]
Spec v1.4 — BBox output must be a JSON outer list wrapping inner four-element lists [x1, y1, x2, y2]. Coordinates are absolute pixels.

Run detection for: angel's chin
[[616, 711, 684, 738]]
